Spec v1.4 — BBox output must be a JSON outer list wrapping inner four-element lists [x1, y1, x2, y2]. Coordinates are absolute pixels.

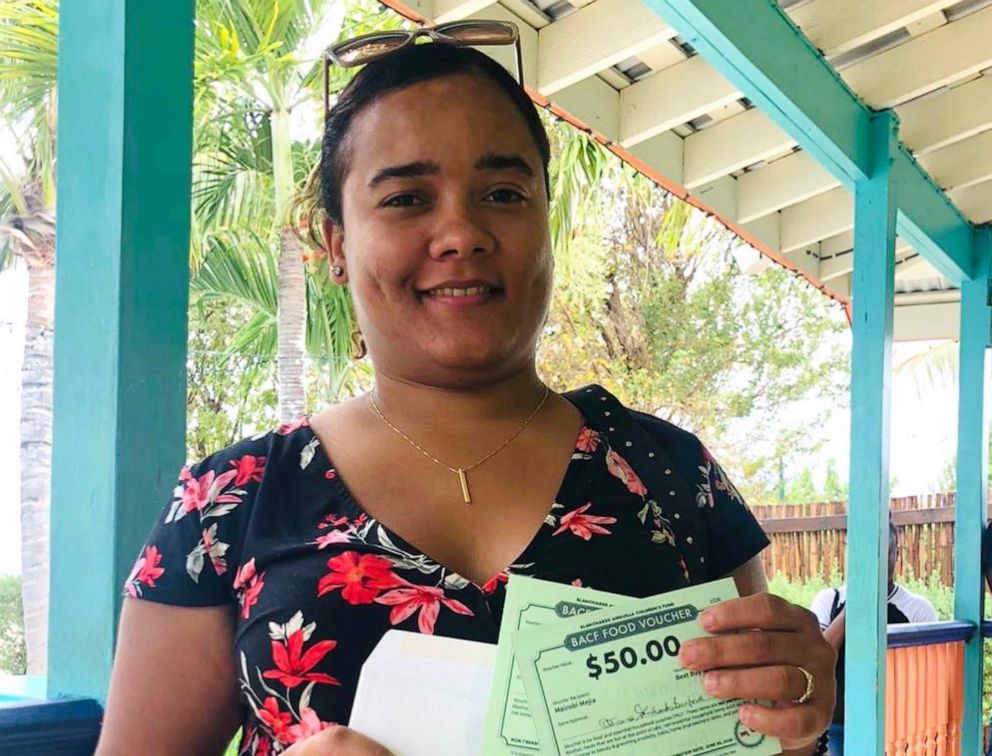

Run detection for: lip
[[418, 278, 501, 293], [417, 278, 503, 308]]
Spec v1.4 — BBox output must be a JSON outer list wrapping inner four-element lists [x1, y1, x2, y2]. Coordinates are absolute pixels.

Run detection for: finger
[[680, 630, 799, 670], [699, 593, 818, 634], [738, 701, 829, 743], [702, 665, 812, 702], [304, 726, 395, 755]]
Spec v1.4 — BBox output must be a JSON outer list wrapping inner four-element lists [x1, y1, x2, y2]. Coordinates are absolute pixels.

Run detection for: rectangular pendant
[[457, 468, 471, 504]]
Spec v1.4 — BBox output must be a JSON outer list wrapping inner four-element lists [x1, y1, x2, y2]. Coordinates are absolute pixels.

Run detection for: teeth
[[430, 286, 493, 297]]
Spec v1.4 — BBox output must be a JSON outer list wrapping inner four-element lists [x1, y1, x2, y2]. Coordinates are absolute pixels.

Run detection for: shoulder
[[892, 585, 938, 622], [187, 417, 313, 477], [169, 418, 319, 526], [809, 588, 837, 625], [625, 407, 711, 476]]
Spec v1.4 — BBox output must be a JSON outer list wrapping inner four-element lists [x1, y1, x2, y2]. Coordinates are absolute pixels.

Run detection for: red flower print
[[482, 572, 508, 596], [285, 707, 335, 743], [257, 697, 293, 742], [234, 558, 265, 620], [575, 427, 599, 453], [275, 417, 310, 435], [124, 545, 165, 598], [571, 578, 584, 587], [376, 582, 474, 635], [263, 629, 340, 689], [606, 450, 648, 496], [240, 725, 272, 755], [231, 454, 266, 486], [317, 552, 401, 604], [553, 503, 617, 540], [316, 530, 352, 549], [325, 469, 337, 480], [165, 468, 243, 522], [318, 513, 349, 530]]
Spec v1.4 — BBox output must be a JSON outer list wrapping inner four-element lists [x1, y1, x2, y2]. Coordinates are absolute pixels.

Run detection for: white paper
[[349, 630, 498, 756]]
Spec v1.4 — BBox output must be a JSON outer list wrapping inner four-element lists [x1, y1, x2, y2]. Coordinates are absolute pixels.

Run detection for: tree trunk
[[271, 105, 307, 423], [19, 256, 54, 675], [277, 227, 307, 422]]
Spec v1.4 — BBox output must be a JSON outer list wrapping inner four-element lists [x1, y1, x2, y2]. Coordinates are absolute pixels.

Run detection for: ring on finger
[[792, 666, 814, 704]]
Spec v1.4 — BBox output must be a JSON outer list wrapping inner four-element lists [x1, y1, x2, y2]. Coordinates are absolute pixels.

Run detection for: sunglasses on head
[[323, 20, 523, 120]]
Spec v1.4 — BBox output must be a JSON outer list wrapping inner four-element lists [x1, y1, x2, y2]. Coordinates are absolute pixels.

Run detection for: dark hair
[[296, 43, 551, 243]]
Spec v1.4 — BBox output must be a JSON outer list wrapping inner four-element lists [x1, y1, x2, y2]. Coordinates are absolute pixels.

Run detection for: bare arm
[[96, 599, 243, 756], [822, 608, 845, 650], [727, 554, 769, 597]]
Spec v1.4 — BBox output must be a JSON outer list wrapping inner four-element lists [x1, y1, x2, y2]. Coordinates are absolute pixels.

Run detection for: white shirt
[[809, 584, 938, 629]]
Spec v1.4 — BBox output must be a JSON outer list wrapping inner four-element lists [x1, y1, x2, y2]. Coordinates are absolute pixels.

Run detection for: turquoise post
[[955, 225, 991, 755], [844, 111, 898, 754], [49, 2, 194, 701]]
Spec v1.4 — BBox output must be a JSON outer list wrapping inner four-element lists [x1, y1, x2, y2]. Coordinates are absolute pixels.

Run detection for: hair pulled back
[[296, 42, 551, 248]]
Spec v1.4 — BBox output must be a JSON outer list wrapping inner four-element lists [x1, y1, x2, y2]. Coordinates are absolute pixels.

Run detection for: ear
[[323, 216, 348, 284]]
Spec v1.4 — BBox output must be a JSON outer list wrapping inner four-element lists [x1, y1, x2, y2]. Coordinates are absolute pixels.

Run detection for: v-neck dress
[[123, 388, 768, 755]]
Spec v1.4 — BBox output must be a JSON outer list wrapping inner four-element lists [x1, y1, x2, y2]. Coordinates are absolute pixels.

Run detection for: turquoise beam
[[642, 0, 974, 283], [50, 1, 194, 701], [844, 112, 898, 755], [955, 226, 991, 756], [892, 146, 976, 286]]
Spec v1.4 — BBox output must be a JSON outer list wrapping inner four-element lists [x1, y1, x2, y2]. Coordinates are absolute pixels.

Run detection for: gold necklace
[[368, 385, 551, 505]]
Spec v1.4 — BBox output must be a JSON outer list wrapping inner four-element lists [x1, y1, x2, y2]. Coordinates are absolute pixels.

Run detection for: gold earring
[[350, 329, 367, 360]]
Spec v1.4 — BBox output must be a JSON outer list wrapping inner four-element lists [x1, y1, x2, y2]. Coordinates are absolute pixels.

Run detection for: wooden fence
[[752, 493, 957, 586]]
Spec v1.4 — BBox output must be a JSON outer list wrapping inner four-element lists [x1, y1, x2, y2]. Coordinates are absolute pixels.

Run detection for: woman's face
[[326, 73, 553, 387]]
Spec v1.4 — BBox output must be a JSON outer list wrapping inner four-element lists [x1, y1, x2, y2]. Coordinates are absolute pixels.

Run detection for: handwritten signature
[[598, 694, 707, 730]]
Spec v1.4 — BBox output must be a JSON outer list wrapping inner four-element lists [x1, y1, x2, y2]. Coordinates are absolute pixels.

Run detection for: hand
[[678, 592, 836, 754], [280, 726, 394, 755]]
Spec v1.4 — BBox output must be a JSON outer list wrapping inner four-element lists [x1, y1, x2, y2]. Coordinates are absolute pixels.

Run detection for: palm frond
[[0, 0, 58, 124], [191, 229, 280, 362], [192, 229, 279, 313], [192, 111, 275, 231], [894, 341, 959, 399]]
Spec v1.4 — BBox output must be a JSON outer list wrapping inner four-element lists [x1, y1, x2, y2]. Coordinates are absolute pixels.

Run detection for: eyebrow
[[368, 161, 440, 189], [475, 153, 535, 177], [368, 153, 536, 189]]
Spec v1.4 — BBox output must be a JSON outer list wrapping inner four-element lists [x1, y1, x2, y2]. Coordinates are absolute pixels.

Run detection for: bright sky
[[0, 263, 972, 577]]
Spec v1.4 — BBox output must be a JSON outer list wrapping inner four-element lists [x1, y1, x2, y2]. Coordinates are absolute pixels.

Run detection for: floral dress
[[124, 385, 768, 755]]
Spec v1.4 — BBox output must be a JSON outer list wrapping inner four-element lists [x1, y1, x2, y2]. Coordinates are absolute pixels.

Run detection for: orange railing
[[884, 639, 965, 755]]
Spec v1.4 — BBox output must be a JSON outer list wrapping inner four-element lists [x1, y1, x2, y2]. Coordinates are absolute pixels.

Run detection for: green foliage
[[0, 574, 27, 675], [538, 151, 848, 501], [784, 469, 820, 506], [822, 460, 848, 502], [186, 300, 280, 460]]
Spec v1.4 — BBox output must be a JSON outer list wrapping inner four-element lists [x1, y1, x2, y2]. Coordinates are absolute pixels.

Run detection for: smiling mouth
[[419, 284, 506, 303], [423, 285, 498, 298]]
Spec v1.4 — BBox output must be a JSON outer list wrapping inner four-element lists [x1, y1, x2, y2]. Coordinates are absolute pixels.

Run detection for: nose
[[427, 198, 496, 260]]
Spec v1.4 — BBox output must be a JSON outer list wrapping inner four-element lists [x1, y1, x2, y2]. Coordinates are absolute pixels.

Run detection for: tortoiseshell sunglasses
[[323, 20, 522, 119]]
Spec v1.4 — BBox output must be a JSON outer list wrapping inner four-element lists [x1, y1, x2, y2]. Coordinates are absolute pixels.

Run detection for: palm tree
[[192, 0, 382, 422], [0, 0, 58, 675]]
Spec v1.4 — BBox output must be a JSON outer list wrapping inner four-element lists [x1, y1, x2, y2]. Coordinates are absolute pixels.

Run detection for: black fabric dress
[[123, 385, 769, 755]]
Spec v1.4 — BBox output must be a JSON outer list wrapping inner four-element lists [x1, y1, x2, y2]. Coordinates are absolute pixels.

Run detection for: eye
[[485, 188, 526, 204], [381, 193, 425, 208]]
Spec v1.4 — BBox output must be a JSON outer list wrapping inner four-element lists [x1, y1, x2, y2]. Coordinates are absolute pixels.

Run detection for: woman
[[96, 32, 834, 756]]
